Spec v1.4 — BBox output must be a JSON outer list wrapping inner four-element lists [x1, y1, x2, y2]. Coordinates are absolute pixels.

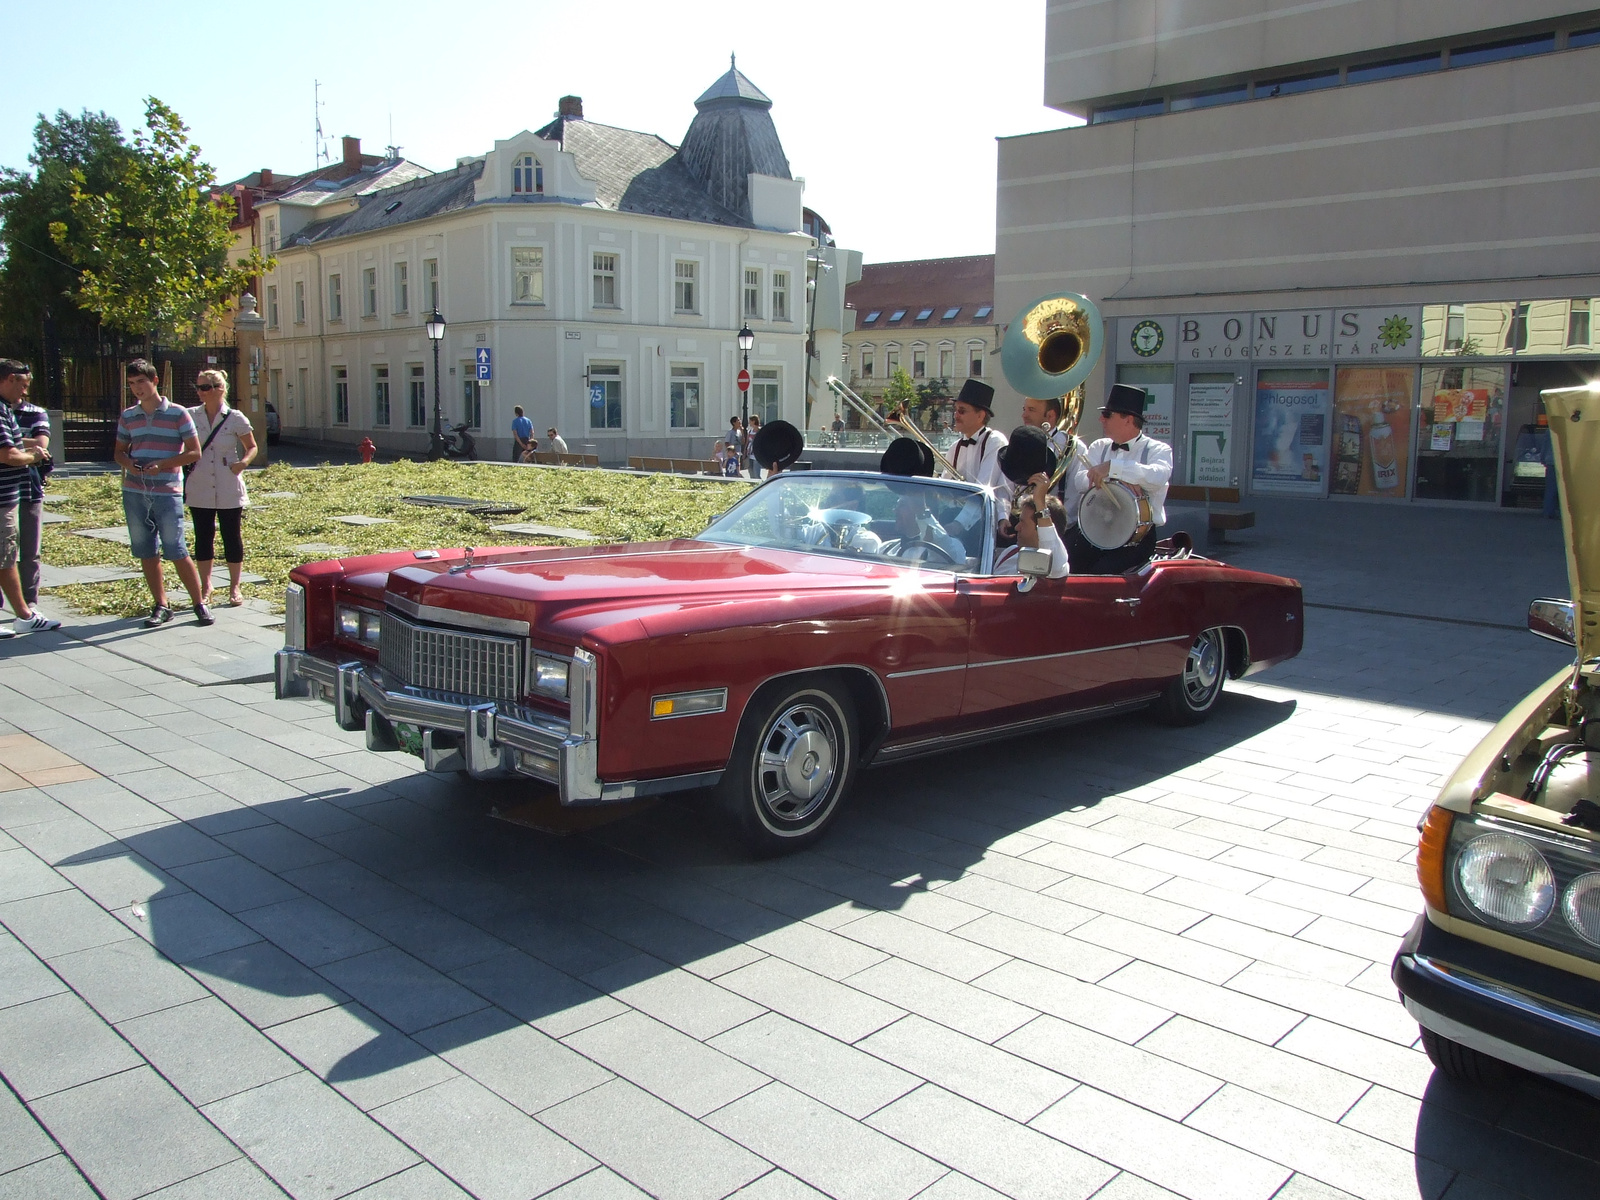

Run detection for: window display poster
[[1186, 380, 1234, 486], [1330, 367, 1415, 496], [1140, 384, 1174, 445], [1251, 378, 1329, 494]]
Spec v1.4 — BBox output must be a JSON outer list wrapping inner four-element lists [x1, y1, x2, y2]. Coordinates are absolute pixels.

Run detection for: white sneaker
[[18, 614, 60, 633], [0, 625, 13, 639]]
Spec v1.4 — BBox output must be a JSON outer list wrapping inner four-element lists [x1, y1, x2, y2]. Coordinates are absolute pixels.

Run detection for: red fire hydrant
[[359, 437, 377, 464]]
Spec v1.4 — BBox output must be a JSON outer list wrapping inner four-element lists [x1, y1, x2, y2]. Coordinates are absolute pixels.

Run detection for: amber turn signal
[[1417, 806, 1454, 914]]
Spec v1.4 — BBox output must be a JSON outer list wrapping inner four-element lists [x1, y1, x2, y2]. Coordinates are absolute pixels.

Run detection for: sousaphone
[[1000, 291, 1105, 513]]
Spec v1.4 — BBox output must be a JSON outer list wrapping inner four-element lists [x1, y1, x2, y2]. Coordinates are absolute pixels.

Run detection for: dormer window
[[513, 154, 544, 195]]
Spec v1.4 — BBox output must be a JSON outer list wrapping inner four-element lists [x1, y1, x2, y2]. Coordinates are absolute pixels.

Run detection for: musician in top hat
[[949, 380, 1008, 494], [994, 425, 1069, 579], [1020, 392, 1088, 530], [1064, 383, 1172, 574]]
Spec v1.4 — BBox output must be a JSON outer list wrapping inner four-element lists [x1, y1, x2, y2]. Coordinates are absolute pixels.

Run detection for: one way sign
[[475, 347, 493, 383]]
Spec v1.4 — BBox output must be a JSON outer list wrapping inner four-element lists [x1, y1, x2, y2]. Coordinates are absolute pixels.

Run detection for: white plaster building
[[997, 3, 1600, 508], [257, 67, 855, 462]]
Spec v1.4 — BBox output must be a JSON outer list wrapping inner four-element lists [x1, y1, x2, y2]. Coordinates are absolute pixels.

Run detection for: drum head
[[1078, 482, 1138, 549]]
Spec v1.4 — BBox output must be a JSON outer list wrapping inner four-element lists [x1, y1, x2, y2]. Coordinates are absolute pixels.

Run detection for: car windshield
[[700, 472, 992, 573]]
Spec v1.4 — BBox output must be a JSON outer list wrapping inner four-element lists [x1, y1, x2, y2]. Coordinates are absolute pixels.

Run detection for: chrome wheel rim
[[1182, 629, 1224, 709], [755, 701, 840, 824]]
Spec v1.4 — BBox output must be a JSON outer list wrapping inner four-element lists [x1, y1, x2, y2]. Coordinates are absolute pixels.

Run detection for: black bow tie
[[957, 438, 976, 448], [1111, 442, 1131, 452]]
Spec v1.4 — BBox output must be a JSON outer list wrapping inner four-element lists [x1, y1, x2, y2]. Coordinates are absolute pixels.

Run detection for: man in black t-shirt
[[0, 360, 60, 636]]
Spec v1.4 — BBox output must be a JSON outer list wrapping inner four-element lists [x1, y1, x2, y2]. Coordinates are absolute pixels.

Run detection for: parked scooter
[[440, 423, 478, 460]]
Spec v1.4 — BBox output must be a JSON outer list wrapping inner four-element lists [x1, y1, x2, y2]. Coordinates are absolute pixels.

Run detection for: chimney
[[558, 96, 583, 119], [342, 136, 362, 171], [259, 168, 273, 187]]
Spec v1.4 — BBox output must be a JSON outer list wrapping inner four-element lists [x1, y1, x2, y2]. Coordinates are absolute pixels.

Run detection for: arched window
[[513, 154, 543, 195]]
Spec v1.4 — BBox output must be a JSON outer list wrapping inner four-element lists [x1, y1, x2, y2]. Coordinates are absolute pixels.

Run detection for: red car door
[[956, 571, 1157, 725]]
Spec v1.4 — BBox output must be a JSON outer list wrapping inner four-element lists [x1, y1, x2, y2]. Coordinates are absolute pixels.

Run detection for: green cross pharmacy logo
[[1378, 314, 1414, 349]]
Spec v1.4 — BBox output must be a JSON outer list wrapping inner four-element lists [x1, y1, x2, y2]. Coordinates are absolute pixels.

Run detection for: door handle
[[1114, 598, 1140, 611]]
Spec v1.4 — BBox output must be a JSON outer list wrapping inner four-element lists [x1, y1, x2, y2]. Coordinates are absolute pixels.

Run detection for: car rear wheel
[[1153, 627, 1226, 725], [1419, 1026, 1512, 1086], [716, 679, 857, 855]]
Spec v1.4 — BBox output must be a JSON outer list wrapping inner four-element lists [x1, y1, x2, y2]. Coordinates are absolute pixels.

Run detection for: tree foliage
[[0, 109, 131, 361], [48, 98, 271, 349], [882, 365, 918, 413]]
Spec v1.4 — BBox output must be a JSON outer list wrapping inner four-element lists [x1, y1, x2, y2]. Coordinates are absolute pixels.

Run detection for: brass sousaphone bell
[[999, 291, 1105, 508]]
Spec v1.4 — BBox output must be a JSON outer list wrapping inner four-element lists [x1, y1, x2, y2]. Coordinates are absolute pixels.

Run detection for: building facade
[[996, 3, 1600, 507], [257, 69, 855, 462], [838, 255, 999, 433]]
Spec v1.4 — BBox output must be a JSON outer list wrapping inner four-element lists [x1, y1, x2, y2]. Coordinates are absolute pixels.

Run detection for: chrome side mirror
[[1529, 598, 1576, 647], [1015, 547, 1052, 593]]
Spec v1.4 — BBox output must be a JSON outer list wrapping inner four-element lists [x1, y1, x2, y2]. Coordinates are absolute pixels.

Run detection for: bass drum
[[1077, 480, 1154, 550]]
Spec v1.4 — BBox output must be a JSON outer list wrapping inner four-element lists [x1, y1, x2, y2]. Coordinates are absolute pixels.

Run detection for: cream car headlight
[[530, 654, 569, 698], [1563, 872, 1600, 946], [1455, 832, 1556, 927], [336, 606, 381, 644]]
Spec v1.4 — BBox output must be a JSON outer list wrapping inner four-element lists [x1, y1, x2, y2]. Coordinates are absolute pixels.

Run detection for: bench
[[561, 453, 600, 467], [1206, 508, 1256, 545]]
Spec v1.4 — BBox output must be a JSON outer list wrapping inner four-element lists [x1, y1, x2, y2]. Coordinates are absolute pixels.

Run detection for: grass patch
[[41, 462, 751, 617]]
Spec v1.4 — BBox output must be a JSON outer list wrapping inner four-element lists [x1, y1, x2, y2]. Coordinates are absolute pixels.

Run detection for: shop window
[[1568, 299, 1591, 347], [1250, 368, 1330, 496], [589, 363, 623, 429], [1330, 366, 1417, 498], [1416, 364, 1506, 503]]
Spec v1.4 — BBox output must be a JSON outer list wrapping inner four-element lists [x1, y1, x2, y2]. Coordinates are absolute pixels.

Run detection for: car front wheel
[[1154, 626, 1226, 725], [716, 680, 857, 855], [1419, 1027, 1511, 1086]]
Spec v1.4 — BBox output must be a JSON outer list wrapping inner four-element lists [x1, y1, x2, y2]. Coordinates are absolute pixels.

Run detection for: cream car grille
[[379, 614, 522, 701]]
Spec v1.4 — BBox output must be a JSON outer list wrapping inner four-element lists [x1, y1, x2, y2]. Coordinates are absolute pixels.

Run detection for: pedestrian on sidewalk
[[745, 415, 763, 478], [0, 360, 59, 638], [547, 427, 568, 455], [2, 360, 50, 613], [511, 406, 534, 462], [185, 368, 256, 608], [113, 359, 211, 627]]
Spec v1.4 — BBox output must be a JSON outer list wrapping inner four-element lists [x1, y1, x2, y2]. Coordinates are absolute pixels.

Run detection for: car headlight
[[1455, 832, 1556, 926], [1563, 872, 1600, 946], [336, 606, 381, 644], [530, 654, 569, 698]]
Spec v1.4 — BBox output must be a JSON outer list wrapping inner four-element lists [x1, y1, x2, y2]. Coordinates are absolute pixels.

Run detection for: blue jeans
[[123, 490, 190, 561]]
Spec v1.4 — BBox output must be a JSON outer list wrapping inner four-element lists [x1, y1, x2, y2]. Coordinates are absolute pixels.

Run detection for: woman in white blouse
[[184, 369, 257, 607]]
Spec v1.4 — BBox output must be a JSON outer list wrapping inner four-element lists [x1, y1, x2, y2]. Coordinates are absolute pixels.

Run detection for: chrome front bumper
[[274, 647, 721, 806]]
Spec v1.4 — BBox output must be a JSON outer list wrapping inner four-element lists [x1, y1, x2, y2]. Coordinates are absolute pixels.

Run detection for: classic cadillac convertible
[[275, 470, 1303, 851]]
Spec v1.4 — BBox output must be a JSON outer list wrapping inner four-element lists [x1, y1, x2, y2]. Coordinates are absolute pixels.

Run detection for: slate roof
[[283, 162, 484, 246], [678, 64, 792, 224], [533, 118, 750, 226], [846, 256, 997, 332], [278, 159, 434, 208], [695, 62, 772, 107]]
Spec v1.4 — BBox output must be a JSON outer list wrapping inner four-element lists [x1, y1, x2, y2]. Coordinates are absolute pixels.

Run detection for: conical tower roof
[[678, 55, 791, 224]]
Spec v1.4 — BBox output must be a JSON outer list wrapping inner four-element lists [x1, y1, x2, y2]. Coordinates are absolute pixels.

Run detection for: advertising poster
[[1330, 367, 1415, 497], [1141, 384, 1174, 445], [1251, 378, 1329, 494], [1186, 381, 1234, 486]]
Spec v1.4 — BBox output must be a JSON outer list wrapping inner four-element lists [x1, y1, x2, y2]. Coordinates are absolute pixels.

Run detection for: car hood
[[1545, 390, 1600, 662], [377, 538, 946, 626]]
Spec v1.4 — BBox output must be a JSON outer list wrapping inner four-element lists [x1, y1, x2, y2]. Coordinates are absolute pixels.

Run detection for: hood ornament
[[450, 547, 477, 575]]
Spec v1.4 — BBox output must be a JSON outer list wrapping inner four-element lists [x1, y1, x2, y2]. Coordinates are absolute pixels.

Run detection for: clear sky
[[0, 0, 1076, 266]]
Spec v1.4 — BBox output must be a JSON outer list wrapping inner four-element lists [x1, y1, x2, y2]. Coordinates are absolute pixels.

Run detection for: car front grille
[[378, 613, 522, 701]]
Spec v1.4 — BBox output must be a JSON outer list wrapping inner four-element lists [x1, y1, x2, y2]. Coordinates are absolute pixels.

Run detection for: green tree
[[0, 109, 132, 365], [49, 98, 270, 350], [883, 365, 918, 415]]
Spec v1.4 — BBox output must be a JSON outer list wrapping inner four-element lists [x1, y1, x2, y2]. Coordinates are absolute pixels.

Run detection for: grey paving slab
[[974, 960, 1170, 1044], [216, 824, 341, 873], [54, 849, 186, 911], [279, 859, 416, 920], [847, 958, 1035, 1044], [584, 955, 767, 1040], [203, 1071, 420, 1200], [184, 941, 349, 1030], [357, 900, 509, 974], [235, 895, 387, 968], [0, 886, 136, 960], [141, 1156, 292, 1199], [706, 1082, 945, 1200], [450, 948, 626, 1039], [709, 1011, 919, 1121], [29, 1066, 242, 1200], [316, 948, 488, 1035], [715, 956, 899, 1043], [169, 854, 303, 913], [565, 1010, 768, 1118], [0, 1155, 98, 1199], [267, 1002, 458, 1111], [0, 991, 143, 1100], [860, 1014, 1076, 1123], [0, 1076, 57, 1174], [118, 890, 261, 964], [50, 936, 208, 1023], [867, 1084, 1116, 1200], [0, 930, 66, 1010], [540, 1167, 656, 1200], [118, 997, 301, 1106], [341, 1163, 472, 1199], [0, 847, 70, 904], [416, 1006, 613, 1115], [375, 1075, 596, 1200], [539, 1079, 769, 1200]]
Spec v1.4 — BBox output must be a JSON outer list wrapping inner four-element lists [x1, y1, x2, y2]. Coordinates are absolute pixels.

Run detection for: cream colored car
[[1392, 383, 1600, 1096]]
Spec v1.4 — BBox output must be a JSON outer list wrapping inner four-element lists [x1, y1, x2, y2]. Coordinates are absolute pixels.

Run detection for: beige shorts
[[0, 503, 17, 570]]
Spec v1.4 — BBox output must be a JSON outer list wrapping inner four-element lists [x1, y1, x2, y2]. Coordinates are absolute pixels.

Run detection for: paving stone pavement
[[2, 501, 1597, 1200]]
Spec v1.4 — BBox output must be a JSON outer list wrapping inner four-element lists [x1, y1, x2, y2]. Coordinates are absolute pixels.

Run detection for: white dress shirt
[[993, 520, 1070, 579], [950, 425, 1008, 494], [1081, 433, 1173, 526], [1053, 432, 1089, 528]]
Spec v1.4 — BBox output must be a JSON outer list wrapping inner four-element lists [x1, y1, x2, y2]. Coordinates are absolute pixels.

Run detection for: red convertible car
[[275, 471, 1303, 852]]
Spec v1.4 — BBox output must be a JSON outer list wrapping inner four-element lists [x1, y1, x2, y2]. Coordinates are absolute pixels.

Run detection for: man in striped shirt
[[0, 360, 60, 637], [114, 359, 211, 627]]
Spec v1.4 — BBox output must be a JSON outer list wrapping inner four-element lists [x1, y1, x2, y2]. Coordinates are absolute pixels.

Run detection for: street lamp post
[[425, 308, 447, 460], [737, 323, 754, 471]]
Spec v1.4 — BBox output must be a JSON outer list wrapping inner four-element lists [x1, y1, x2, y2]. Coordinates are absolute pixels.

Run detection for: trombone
[[825, 376, 962, 480]]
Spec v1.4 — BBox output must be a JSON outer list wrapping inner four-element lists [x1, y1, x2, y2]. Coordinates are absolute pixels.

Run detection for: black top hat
[[997, 425, 1058, 486], [1102, 384, 1147, 420], [955, 379, 995, 414], [880, 437, 935, 477], [752, 419, 804, 468]]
